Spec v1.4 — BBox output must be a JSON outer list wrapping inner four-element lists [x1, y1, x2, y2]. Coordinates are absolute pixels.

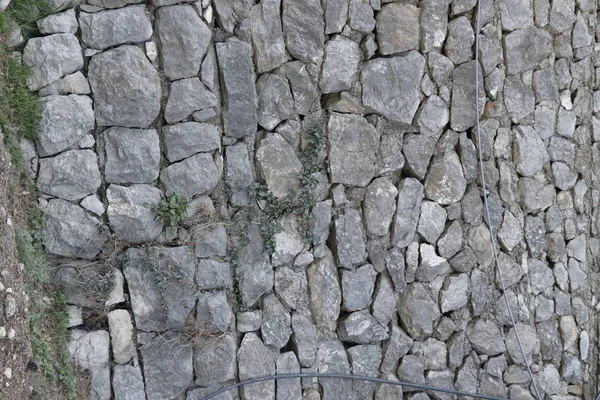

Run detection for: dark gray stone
[[371, 273, 396, 326], [282, 0, 325, 64], [194, 334, 237, 387], [276, 352, 301, 400], [102, 127, 160, 184], [402, 134, 437, 180], [504, 27, 552, 75], [112, 365, 146, 400], [307, 249, 341, 332], [451, 61, 485, 131], [347, 344, 381, 398], [338, 310, 389, 343], [316, 339, 353, 398], [398, 282, 441, 339], [256, 133, 302, 198], [466, 319, 506, 355], [224, 143, 255, 206], [274, 266, 308, 310], [197, 290, 233, 333], [249, 0, 285, 73], [376, 3, 419, 54], [261, 294, 292, 348], [160, 153, 220, 198], [291, 313, 318, 367], [392, 178, 425, 248], [445, 16, 474, 65], [417, 95, 450, 136], [341, 264, 376, 311], [256, 73, 295, 131], [417, 201, 447, 244], [332, 208, 367, 269], [235, 224, 274, 308], [437, 220, 462, 259], [397, 355, 425, 390], [280, 61, 320, 115], [348, 0, 375, 33], [196, 260, 231, 290], [424, 151, 467, 205], [238, 333, 275, 400], [323, 0, 348, 34]]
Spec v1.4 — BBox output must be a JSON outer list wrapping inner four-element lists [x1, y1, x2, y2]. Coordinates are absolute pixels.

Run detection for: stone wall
[[11, 0, 600, 398]]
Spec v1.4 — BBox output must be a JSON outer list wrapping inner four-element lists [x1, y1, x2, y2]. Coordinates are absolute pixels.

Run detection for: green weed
[[146, 193, 189, 227]]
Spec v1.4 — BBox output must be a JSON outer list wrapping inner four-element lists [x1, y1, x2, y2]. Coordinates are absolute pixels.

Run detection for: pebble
[[3, 368, 11, 380]]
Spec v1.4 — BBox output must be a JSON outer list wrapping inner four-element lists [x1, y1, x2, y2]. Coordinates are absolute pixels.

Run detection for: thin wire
[[473, 1, 542, 400], [198, 373, 510, 400]]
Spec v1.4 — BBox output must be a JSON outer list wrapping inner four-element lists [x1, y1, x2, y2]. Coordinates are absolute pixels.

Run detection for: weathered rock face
[[160, 153, 221, 198], [165, 78, 217, 124], [67, 330, 111, 400], [37, 150, 101, 201], [79, 5, 152, 50], [256, 133, 302, 198], [238, 333, 276, 400], [307, 250, 341, 333], [319, 35, 361, 94], [256, 73, 295, 131], [282, 0, 325, 64], [163, 122, 220, 163], [363, 178, 398, 237], [249, 0, 285, 73], [398, 283, 441, 339], [88, 46, 161, 128], [424, 151, 467, 205], [450, 60, 485, 131], [376, 3, 419, 55], [392, 178, 425, 248]]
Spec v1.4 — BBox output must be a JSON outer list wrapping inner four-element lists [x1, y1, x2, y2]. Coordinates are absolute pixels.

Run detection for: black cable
[[198, 372, 510, 400]]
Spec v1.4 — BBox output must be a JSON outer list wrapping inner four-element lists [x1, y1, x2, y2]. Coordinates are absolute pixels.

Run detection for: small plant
[[146, 194, 188, 227]]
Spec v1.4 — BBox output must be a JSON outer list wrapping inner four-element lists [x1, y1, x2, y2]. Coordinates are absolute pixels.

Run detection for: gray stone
[[451, 61, 485, 131], [362, 51, 425, 124], [196, 260, 231, 291], [496, 252, 523, 288], [123, 247, 195, 331], [212, 0, 252, 33], [89, 46, 161, 128], [160, 153, 220, 198], [316, 339, 352, 398], [260, 294, 292, 348], [319, 35, 361, 94], [519, 178, 556, 213], [467, 319, 506, 355], [238, 333, 276, 400], [194, 224, 227, 258], [141, 332, 193, 400], [424, 151, 467, 205], [235, 224, 274, 308], [504, 27, 553, 75], [87, 0, 142, 7], [23, 33, 83, 91], [165, 78, 217, 124], [371, 273, 396, 326], [420, 0, 449, 53], [498, 211, 522, 252], [102, 127, 160, 184], [504, 77, 535, 122], [535, 105, 557, 140], [323, 0, 348, 34], [291, 313, 318, 367], [80, 5, 152, 50], [276, 352, 301, 400], [112, 365, 146, 400], [36, 95, 94, 157], [157, 5, 211, 80], [392, 178, 424, 248], [37, 9, 78, 34], [548, 136, 575, 165], [39, 71, 90, 97], [163, 122, 220, 163], [500, 0, 533, 31], [549, 0, 575, 33], [196, 290, 233, 333], [328, 113, 378, 187], [256, 73, 295, 130], [376, 3, 419, 54], [107, 184, 163, 243], [192, 108, 217, 122], [417, 95, 450, 136], [347, 344, 381, 398], [256, 133, 302, 198], [348, 0, 375, 33], [37, 150, 101, 201], [556, 108, 576, 138], [398, 282, 441, 339], [282, 0, 325, 64], [437, 220, 462, 259], [43, 199, 109, 259], [397, 355, 425, 390], [461, 186, 483, 225], [513, 126, 549, 177], [217, 39, 257, 138], [417, 201, 447, 244], [194, 333, 237, 387], [338, 310, 388, 343], [225, 143, 254, 206], [429, 53, 455, 86], [552, 162, 577, 191], [573, 12, 593, 49], [280, 61, 320, 115], [533, 68, 558, 102], [467, 223, 493, 267], [363, 177, 398, 237], [341, 264, 376, 311], [67, 330, 110, 400], [567, 234, 586, 262], [237, 311, 262, 333], [524, 216, 547, 259], [415, 338, 448, 371], [272, 216, 305, 266], [417, 243, 451, 282], [402, 134, 437, 180], [107, 310, 136, 364], [332, 209, 367, 268], [52, 261, 119, 308], [249, 0, 285, 73], [506, 324, 538, 365], [274, 266, 308, 310], [80, 195, 104, 217], [381, 323, 413, 374], [528, 259, 554, 295], [440, 273, 469, 313], [307, 250, 341, 333], [445, 17, 474, 65]]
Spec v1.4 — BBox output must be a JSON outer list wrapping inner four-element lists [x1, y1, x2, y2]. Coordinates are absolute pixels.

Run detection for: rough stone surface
[[102, 127, 160, 184], [249, 0, 286, 73], [80, 5, 152, 50], [398, 283, 441, 339], [165, 78, 217, 124], [376, 3, 419, 54], [282, 0, 325, 64], [307, 251, 341, 333], [160, 153, 220, 198], [392, 178, 425, 248], [256, 73, 295, 131], [424, 151, 467, 205], [256, 133, 302, 198], [363, 178, 398, 237], [445, 16, 474, 65], [320, 35, 361, 94], [504, 27, 553, 75], [332, 208, 367, 269], [38, 150, 101, 201], [341, 264, 376, 311], [450, 61, 485, 131], [513, 126, 550, 177], [238, 333, 275, 400], [163, 122, 220, 163]]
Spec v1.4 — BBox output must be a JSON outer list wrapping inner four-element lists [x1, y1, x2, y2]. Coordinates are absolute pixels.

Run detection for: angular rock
[[271, 215, 305, 266], [274, 266, 308, 310], [450, 60, 485, 131], [525, 216, 547, 259], [392, 178, 425, 248], [291, 313, 318, 367], [320, 35, 361, 94], [445, 16, 474, 65], [80, 5, 152, 50], [496, 252, 523, 288], [499, 0, 533, 31], [533, 68, 558, 102], [87, 0, 143, 7], [467, 223, 493, 267], [225, 143, 254, 206], [196, 290, 233, 334], [282, 0, 325, 64], [260, 294, 292, 348], [347, 344, 381, 398], [238, 333, 276, 400], [237, 311, 262, 333], [67, 330, 110, 400], [157, 5, 211, 80], [165, 78, 217, 124], [194, 333, 237, 387], [363, 177, 398, 237], [323, 0, 348, 34], [552, 162, 577, 191], [107, 310, 136, 364], [23, 33, 83, 91], [341, 264, 376, 311], [280, 61, 320, 115], [53, 261, 118, 308], [440, 273, 469, 313], [43, 199, 109, 259], [163, 122, 220, 163], [276, 352, 301, 400], [417, 201, 447, 244], [249, 0, 286, 73], [417, 243, 451, 282], [549, 0, 575, 33], [371, 273, 396, 326], [417, 95, 450, 136], [102, 127, 160, 184], [106, 184, 163, 243], [141, 332, 193, 400], [504, 27, 553, 75], [307, 250, 341, 333], [112, 365, 146, 400], [506, 323, 538, 365], [466, 319, 506, 355], [37, 8, 78, 34], [519, 178, 556, 213], [438, 220, 463, 259], [402, 134, 437, 179], [196, 260, 231, 291], [504, 77, 535, 122], [216, 39, 257, 138], [397, 355, 425, 389], [339, 310, 388, 343], [256, 73, 295, 131], [89, 46, 161, 128], [36, 95, 94, 157], [160, 153, 220, 198], [332, 208, 367, 268], [316, 339, 352, 398], [424, 151, 467, 205], [328, 113, 378, 187], [37, 150, 101, 201], [256, 133, 302, 198], [235, 224, 274, 307], [513, 125, 549, 177], [420, 0, 449, 53], [398, 282, 441, 339], [376, 3, 419, 54], [122, 247, 195, 331], [362, 51, 425, 124]]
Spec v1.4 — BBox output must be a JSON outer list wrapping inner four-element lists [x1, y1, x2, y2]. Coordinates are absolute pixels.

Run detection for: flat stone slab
[[80, 5, 152, 50]]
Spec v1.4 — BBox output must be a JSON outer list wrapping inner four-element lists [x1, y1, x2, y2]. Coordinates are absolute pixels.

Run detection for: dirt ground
[[0, 131, 31, 400]]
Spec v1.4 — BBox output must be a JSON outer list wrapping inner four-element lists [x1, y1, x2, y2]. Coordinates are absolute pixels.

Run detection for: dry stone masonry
[[9, 0, 600, 398]]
